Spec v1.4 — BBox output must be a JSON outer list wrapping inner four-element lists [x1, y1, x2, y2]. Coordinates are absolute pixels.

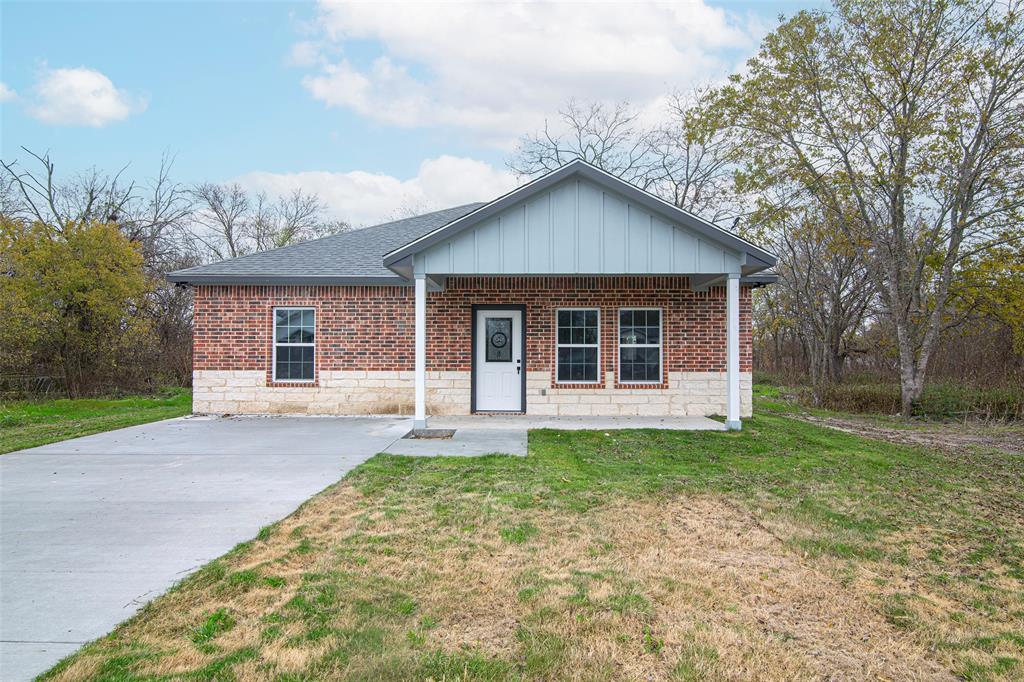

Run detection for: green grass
[[350, 417, 1023, 569], [38, 405, 1024, 680], [0, 388, 191, 454], [190, 608, 235, 647]]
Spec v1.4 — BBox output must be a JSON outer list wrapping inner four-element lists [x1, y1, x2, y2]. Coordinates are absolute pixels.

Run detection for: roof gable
[[384, 159, 776, 277]]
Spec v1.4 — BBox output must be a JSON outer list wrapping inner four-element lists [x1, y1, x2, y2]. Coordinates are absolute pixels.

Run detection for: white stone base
[[192, 370, 469, 416], [193, 369, 752, 418], [525, 371, 752, 417]]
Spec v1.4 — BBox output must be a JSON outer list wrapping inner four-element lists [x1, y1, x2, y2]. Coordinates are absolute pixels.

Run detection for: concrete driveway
[[0, 415, 410, 681]]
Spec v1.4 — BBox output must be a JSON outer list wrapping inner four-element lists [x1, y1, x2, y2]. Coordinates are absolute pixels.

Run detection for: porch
[[384, 414, 726, 457], [409, 273, 747, 430], [430, 414, 726, 430], [385, 162, 772, 432]]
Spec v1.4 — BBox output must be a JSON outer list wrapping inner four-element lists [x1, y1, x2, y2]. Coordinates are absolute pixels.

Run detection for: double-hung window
[[274, 308, 315, 382], [618, 308, 662, 383], [556, 309, 599, 383]]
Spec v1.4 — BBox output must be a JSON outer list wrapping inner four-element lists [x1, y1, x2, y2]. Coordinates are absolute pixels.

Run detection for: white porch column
[[414, 273, 427, 429], [726, 273, 741, 430]]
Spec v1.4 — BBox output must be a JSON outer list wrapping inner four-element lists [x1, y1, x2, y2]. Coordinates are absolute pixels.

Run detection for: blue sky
[[1, 0, 816, 224]]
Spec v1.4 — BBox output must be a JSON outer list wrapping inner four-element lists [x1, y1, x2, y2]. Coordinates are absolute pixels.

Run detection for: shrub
[[799, 380, 1024, 421]]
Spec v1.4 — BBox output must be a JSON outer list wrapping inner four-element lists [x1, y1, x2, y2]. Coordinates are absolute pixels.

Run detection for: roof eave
[[740, 273, 779, 288], [165, 273, 408, 286]]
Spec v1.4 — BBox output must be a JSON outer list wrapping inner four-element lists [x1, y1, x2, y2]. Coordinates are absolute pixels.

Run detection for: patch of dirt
[[800, 414, 1024, 457]]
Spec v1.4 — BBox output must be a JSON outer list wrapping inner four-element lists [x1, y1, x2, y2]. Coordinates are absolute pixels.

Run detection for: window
[[619, 309, 661, 383], [556, 309, 599, 383], [486, 317, 513, 362], [274, 308, 315, 381]]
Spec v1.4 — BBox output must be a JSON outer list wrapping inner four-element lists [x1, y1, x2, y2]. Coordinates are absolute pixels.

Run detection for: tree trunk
[[899, 371, 924, 419]]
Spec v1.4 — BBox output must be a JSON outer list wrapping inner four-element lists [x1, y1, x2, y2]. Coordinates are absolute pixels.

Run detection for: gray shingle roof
[[167, 203, 485, 285]]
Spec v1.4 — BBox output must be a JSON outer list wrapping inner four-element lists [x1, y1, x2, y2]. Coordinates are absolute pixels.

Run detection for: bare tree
[[648, 88, 741, 222], [248, 188, 328, 252], [190, 182, 250, 259], [770, 207, 874, 399], [721, 0, 1024, 416], [1, 148, 136, 230], [510, 93, 740, 221], [125, 154, 195, 267], [0, 148, 194, 258], [191, 183, 348, 259], [510, 100, 660, 190]]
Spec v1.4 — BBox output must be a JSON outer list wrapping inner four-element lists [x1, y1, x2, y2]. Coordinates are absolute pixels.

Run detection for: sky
[[0, 0, 817, 226]]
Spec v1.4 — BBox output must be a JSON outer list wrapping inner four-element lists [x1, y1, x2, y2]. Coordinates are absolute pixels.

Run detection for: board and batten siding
[[414, 178, 743, 275]]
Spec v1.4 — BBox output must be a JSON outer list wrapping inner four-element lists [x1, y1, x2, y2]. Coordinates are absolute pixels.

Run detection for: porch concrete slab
[[427, 415, 727, 431], [382, 414, 724, 457], [384, 428, 527, 457]]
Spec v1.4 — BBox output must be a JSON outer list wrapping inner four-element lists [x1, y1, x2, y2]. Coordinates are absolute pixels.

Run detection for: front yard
[[41, 406, 1024, 680], [0, 388, 192, 455]]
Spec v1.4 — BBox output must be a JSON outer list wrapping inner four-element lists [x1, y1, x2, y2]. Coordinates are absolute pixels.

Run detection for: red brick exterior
[[192, 276, 753, 385]]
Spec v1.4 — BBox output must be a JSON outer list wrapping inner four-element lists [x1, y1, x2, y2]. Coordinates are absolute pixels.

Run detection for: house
[[168, 159, 777, 429]]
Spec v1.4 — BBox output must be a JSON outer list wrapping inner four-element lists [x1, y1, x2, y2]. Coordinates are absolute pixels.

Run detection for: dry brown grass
[[48, 477, 967, 681]]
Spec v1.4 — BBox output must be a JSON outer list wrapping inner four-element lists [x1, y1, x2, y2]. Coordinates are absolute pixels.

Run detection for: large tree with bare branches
[[719, 0, 1024, 416], [509, 91, 741, 221]]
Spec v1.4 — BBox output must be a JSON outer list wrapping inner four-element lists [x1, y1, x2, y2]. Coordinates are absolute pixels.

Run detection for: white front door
[[475, 309, 523, 411]]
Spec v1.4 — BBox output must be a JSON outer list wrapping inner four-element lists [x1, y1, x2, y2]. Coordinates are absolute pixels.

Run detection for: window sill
[[267, 380, 319, 388]]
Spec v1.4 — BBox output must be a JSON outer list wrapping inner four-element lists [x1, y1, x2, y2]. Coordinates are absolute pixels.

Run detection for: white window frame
[[617, 307, 663, 385], [272, 306, 316, 383], [555, 308, 601, 385]]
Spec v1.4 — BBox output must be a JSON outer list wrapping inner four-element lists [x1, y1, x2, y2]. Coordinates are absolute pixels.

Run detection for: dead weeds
[[46, 479, 971, 681]]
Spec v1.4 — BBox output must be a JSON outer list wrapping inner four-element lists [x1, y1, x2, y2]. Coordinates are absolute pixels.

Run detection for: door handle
[[516, 359, 521, 375]]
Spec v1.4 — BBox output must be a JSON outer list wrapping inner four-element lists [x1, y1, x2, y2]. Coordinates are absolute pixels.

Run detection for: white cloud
[[235, 155, 519, 226], [0, 82, 16, 103], [29, 67, 146, 127], [286, 40, 322, 67], [296, 1, 764, 146]]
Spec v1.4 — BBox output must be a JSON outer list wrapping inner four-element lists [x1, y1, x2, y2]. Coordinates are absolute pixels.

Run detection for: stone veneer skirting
[[193, 369, 752, 418]]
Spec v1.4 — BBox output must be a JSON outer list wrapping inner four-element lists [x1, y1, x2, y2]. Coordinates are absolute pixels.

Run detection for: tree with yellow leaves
[[0, 218, 153, 397]]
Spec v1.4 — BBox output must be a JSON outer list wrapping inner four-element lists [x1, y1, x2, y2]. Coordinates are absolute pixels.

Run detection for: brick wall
[[191, 276, 753, 416], [428, 276, 752, 383], [194, 276, 751, 375], [193, 284, 416, 384]]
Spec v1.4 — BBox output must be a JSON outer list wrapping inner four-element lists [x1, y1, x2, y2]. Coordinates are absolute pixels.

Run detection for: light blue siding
[[424, 242, 450, 272], [475, 218, 501, 272], [627, 206, 650, 273], [450, 228, 475, 270], [417, 177, 740, 275], [602, 192, 627, 272], [551, 182, 576, 272], [698, 239, 723, 271], [672, 228, 697, 271], [577, 181, 602, 268], [723, 249, 743, 273], [651, 218, 674, 272], [526, 194, 551, 272], [501, 206, 526, 272]]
